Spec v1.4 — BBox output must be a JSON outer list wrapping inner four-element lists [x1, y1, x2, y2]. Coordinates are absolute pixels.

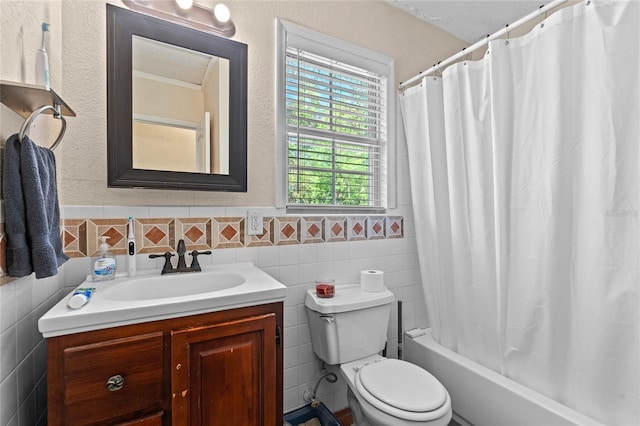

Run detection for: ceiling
[[133, 35, 217, 87], [132, 1, 555, 85], [388, 0, 553, 43]]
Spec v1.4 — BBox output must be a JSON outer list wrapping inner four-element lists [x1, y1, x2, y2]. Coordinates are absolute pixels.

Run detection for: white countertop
[[38, 262, 287, 338]]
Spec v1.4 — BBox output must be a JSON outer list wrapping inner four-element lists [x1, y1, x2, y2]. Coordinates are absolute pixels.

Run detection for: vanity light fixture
[[175, 0, 193, 10], [122, 0, 235, 37], [213, 4, 231, 23]]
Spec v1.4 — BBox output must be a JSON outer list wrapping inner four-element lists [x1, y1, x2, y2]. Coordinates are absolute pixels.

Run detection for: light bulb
[[175, 0, 193, 10], [214, 3, 231, 23]]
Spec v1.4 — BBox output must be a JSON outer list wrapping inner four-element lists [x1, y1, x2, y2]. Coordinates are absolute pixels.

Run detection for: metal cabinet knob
[[106, 374, 125, 392]]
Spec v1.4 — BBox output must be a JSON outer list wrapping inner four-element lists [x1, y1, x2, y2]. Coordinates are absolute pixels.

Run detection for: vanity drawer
[[62, 332, 163, 425]]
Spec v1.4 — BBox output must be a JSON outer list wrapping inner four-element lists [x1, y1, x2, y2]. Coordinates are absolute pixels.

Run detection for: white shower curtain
[[399, 1, 639, 425]]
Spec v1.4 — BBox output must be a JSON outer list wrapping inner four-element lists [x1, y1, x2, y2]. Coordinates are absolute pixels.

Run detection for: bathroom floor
[[334, 409, 463, 426], [334, 408, 352, 425]]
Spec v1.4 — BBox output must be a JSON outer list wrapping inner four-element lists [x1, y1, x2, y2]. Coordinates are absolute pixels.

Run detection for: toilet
[[305, 284, 452, 426]]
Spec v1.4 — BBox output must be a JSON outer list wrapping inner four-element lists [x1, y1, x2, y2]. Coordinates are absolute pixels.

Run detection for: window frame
[[275, 19, 396, 213]]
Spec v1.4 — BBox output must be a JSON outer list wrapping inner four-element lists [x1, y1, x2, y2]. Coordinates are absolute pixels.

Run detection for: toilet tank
[[305, 285, 395, 365]]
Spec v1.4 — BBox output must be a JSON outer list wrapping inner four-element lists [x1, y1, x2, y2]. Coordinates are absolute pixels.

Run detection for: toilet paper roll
[[360, 270, 384, 292]]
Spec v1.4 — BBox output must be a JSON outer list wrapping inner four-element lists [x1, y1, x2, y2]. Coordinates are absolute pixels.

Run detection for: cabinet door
[[171, 313, 277, 426]]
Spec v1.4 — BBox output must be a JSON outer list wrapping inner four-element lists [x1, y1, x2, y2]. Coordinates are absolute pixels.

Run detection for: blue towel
[[3, 134, 68, 278]]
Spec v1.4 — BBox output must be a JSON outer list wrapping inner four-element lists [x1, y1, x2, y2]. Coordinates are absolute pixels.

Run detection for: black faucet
[[149, 239, 212, 274], [176, 239, 187, 269]]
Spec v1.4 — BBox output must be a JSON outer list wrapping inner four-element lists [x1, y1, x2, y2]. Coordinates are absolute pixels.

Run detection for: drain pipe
[[398, 300, 403, 360]]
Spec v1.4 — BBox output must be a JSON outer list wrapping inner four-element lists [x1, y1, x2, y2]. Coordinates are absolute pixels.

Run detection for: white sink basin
[[102, 271, 246, 301], [38, 263, 287, 338]]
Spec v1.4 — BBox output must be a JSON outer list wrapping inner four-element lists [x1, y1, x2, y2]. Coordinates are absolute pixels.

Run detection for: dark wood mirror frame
[[107, 4, 247, 191]]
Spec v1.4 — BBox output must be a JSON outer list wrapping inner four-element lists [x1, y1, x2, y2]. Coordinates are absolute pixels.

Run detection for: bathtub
[[403, 329, 604, 426]]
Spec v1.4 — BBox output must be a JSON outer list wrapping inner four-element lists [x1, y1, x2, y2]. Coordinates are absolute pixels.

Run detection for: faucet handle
[[149, 252, 175, 274], [189, 250, 212, 272]]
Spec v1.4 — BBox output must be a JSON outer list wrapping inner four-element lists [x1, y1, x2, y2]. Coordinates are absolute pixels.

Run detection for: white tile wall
[[0, 272, 66, 426], [0, 224, 426, 423], [0, 119, 425, 419], [273, 235, 428, 413]]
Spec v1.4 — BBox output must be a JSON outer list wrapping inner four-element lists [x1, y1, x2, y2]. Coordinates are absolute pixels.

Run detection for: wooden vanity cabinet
[[46, 303, 283, 426], [171, 313, 277, 425]]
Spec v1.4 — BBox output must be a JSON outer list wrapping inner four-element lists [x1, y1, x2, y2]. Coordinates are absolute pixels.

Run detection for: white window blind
[[285, 46, 387, 209]]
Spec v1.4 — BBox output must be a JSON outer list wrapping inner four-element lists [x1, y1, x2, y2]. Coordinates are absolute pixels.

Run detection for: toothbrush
[[36, 23, 50, 90], [127, 216, 137, 277]]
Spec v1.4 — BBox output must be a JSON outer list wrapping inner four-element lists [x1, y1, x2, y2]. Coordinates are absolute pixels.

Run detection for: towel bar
[[18, 104, 67, 151], [1, 80, 75, 151]]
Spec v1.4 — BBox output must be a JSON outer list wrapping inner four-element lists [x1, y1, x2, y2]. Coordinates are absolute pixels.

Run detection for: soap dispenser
[[92, 237, 116, 281]]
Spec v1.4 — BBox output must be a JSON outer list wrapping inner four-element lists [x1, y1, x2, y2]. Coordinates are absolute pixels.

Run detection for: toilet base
[[347, 386, 370, 426]]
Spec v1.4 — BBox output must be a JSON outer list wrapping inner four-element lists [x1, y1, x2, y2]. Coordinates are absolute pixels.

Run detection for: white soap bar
[[405, 328, 427, 339]]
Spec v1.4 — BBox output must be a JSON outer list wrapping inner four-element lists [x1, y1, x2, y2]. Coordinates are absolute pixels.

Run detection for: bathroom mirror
[[107, 4, 247, 191]]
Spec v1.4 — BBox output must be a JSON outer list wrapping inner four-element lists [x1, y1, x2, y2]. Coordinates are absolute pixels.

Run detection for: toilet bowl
[[340, 355, 452, 426], [304, 285, 453, 426]]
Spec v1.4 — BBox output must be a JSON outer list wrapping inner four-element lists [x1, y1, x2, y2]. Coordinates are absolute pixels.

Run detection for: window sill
[[286, 205, 386, 215]]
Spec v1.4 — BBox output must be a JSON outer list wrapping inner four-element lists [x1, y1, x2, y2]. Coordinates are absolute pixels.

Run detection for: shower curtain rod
[[399, 0, 568, 90]]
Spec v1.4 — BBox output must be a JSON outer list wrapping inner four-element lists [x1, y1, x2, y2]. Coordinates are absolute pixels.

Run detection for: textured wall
[[0, 1, 466, 423], [55, 0, 464, 206], [0, 4, 67, 425]]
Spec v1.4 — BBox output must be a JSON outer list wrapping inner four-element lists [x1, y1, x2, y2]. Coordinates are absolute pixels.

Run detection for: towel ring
[[18, 104, 67, 151]]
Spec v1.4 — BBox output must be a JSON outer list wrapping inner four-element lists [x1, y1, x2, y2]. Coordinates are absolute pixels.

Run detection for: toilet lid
[[358, 359, 447, 413]]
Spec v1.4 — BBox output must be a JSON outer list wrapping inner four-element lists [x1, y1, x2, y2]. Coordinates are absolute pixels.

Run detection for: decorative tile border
[[324, 217, 347, 243], [212, 217, 245, 249], [273, 217, 300, 246], [0, 216, 403, 273], [367, 216, 387, 240], [62, 219, 88, 258], [87, 218, 128, 257], [300, 217, 324, 244], [386, 216, 404, 239], [136, 218, 176, 254], [346, 216, 367, 241], [246, 217, 274, 248], [176, 217, 212, 250]]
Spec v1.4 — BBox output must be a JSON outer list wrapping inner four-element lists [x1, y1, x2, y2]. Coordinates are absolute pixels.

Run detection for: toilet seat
[[354, 359, 450, 422]]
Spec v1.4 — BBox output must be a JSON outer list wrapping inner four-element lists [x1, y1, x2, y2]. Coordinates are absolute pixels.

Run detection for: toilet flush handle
[[320, 315, 335, 323], [320, 315, 338, 349]]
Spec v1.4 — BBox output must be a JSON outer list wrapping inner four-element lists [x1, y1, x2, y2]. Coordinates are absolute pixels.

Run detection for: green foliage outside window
[[286, 54, 381, 207]]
